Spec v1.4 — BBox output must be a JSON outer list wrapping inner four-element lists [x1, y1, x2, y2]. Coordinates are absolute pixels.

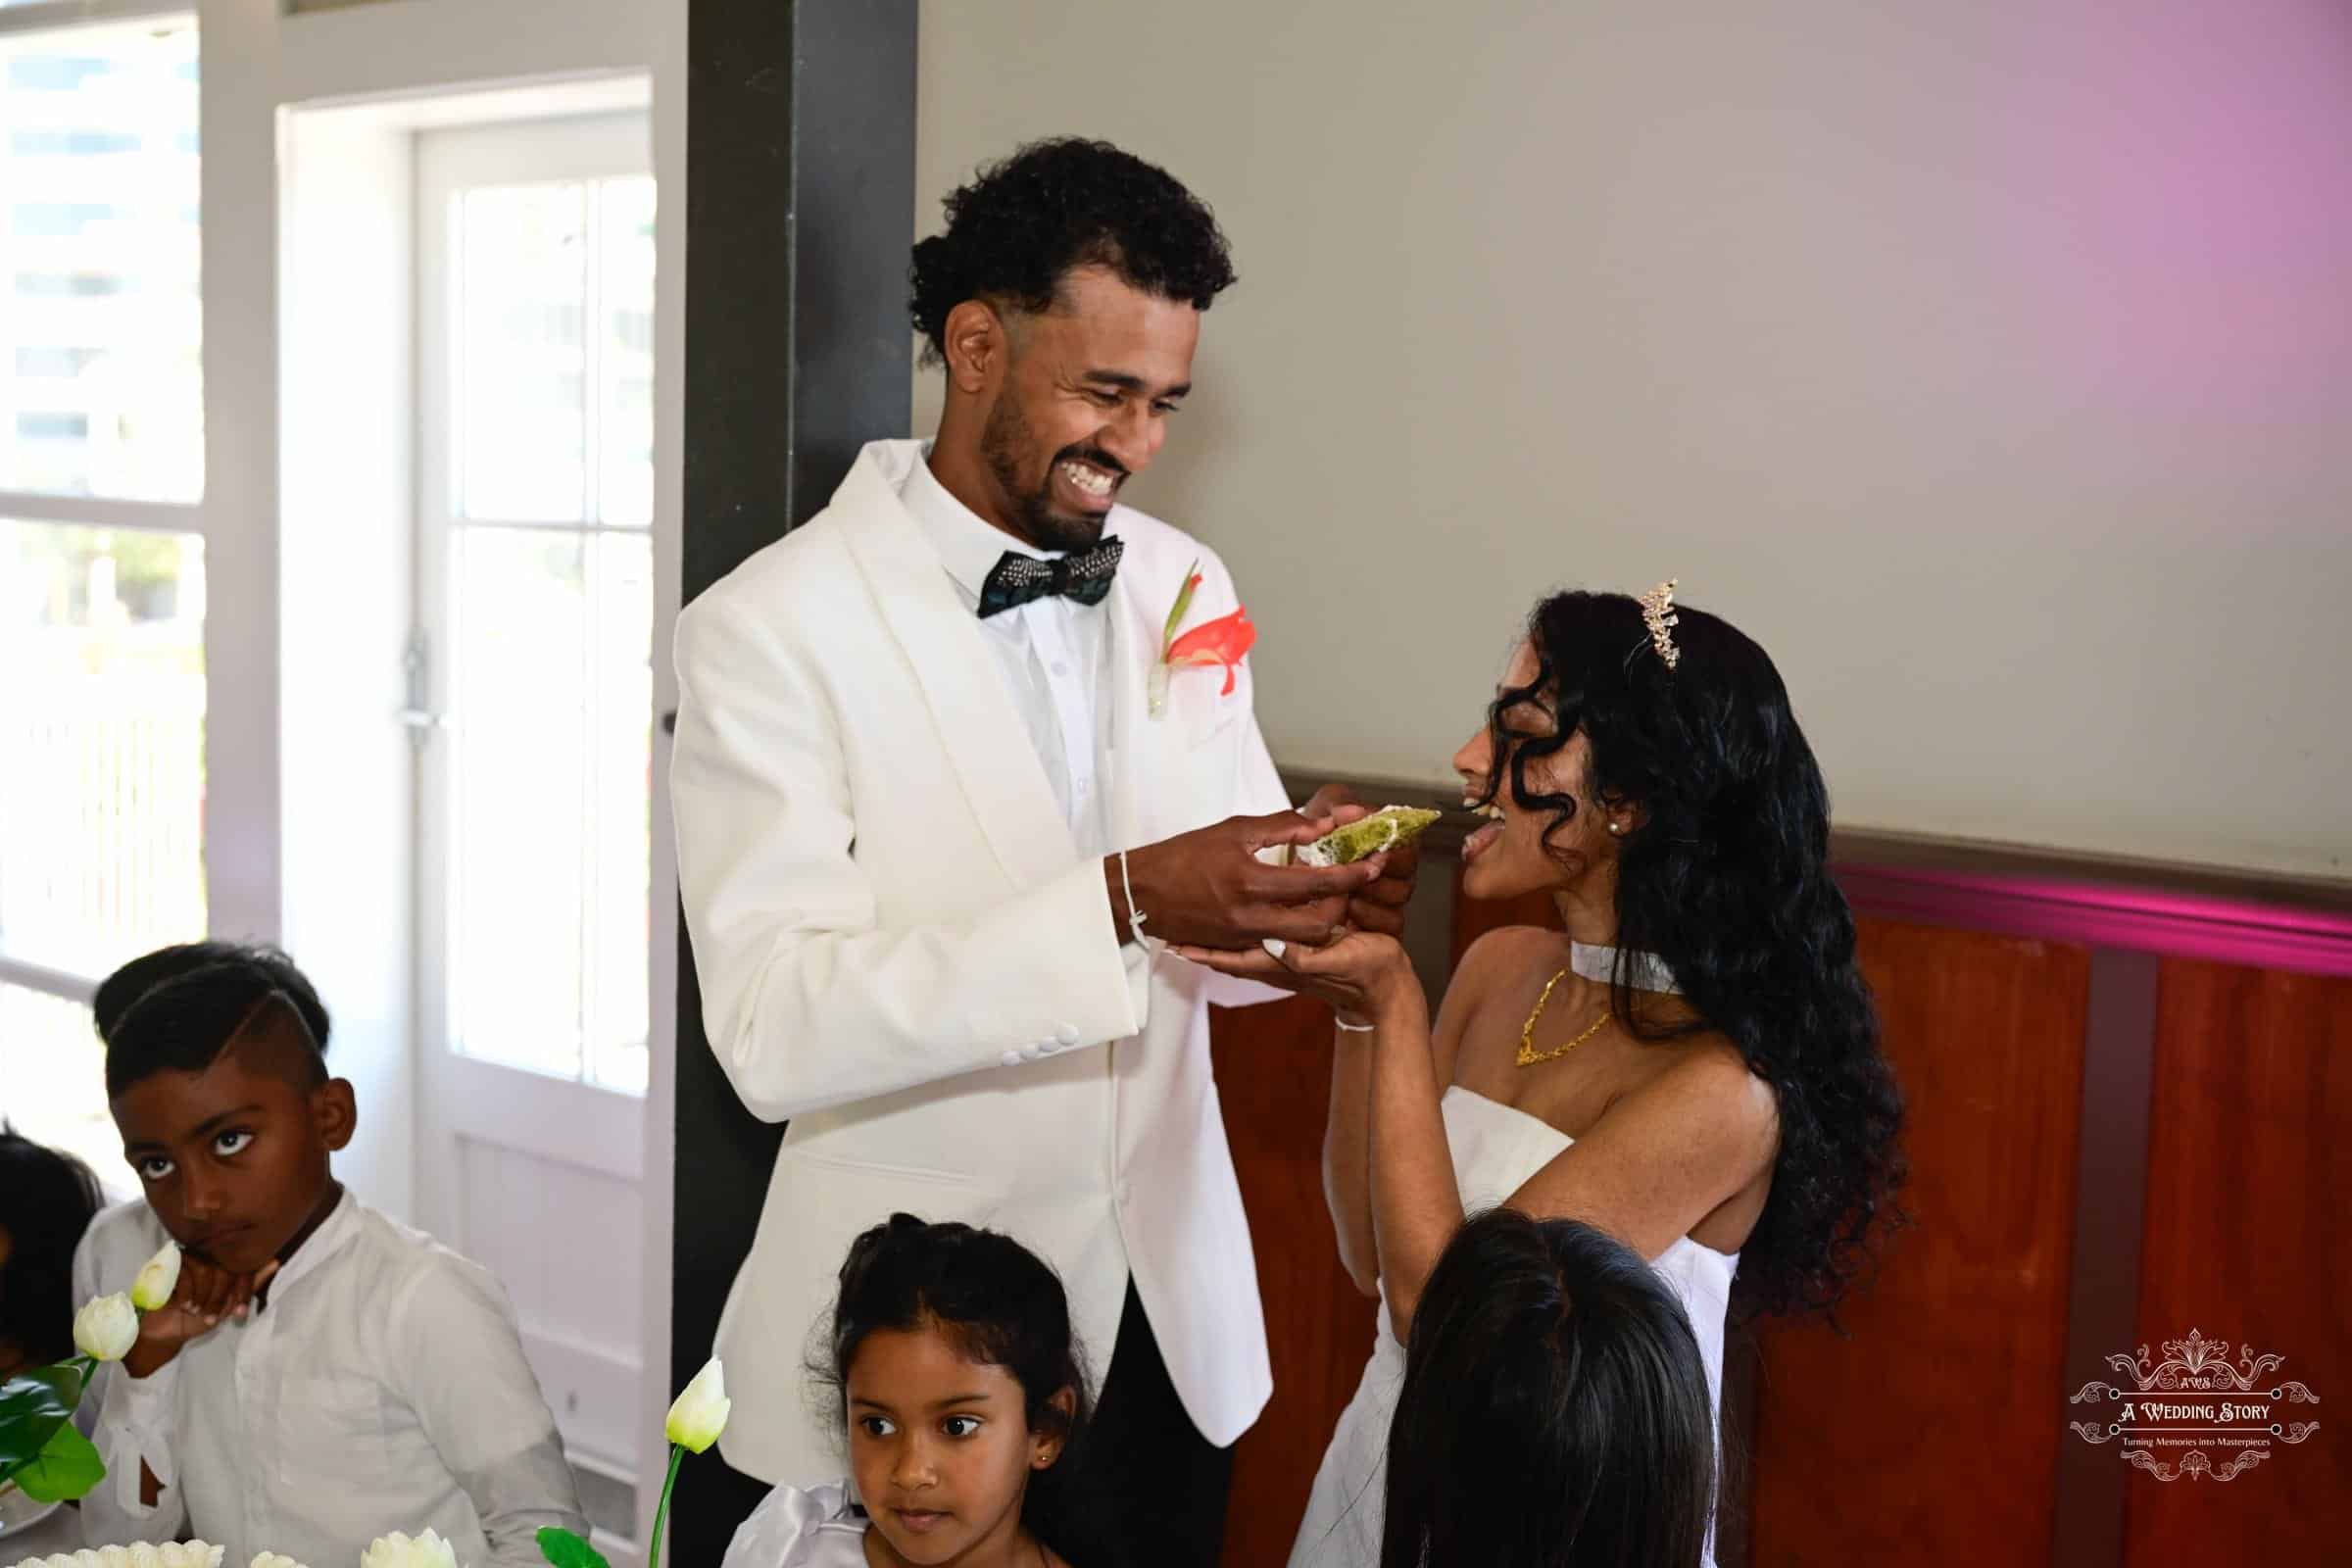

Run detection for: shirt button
[[1000, 1050, 1023, 1068], [1054, 1023, 1080, 1047]]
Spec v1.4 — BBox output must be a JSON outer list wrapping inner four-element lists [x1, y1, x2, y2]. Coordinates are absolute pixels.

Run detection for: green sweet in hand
[[1297, 806, 1442, 866]]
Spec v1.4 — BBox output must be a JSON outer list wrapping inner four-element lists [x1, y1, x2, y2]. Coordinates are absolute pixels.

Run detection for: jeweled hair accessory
[[1638, 577, 1681, 668]]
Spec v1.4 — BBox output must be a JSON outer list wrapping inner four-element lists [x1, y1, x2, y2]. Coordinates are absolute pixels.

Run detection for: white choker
[[1568, 940, 1681, 995]]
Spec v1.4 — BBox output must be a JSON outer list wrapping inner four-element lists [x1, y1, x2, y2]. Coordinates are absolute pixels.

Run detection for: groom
[[670, 137, 1416, 1563]]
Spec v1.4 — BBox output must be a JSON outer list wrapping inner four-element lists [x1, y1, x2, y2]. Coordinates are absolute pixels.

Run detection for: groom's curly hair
[[909, 136, 1237, 367], [1476, 590, 1910, 1327]]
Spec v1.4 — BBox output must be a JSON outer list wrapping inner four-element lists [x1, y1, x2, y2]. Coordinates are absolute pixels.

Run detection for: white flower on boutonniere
[[1149, 559, 1257, 718]]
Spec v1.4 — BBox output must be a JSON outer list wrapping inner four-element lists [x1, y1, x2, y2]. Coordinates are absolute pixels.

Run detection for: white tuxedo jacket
[[671, 439, 1291, 1485]]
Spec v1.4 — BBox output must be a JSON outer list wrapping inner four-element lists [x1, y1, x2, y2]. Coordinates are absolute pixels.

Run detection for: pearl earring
[[1607, 821, 1625, 836]]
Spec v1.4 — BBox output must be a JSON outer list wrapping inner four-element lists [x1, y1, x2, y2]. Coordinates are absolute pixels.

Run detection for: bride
[[1175, 584, 1906, 1567]]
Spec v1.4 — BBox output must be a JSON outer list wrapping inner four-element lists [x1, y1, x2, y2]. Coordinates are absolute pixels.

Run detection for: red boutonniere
[[1150, 559, 1256, 717]]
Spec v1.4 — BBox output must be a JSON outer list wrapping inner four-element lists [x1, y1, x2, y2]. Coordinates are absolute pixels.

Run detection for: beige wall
[[914, 0, 2352, 881]]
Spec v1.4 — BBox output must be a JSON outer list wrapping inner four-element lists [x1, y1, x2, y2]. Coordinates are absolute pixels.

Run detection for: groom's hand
[[1110, 809, 1385, 950], [1297, 783, 1421, 940]]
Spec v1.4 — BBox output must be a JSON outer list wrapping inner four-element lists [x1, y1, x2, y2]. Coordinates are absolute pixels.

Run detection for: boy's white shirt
[[72, 1195, 587, 1567], [672, 437, 1291, 1486]]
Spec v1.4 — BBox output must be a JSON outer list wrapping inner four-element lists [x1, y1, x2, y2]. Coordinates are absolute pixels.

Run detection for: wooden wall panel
[[1746, 919, 2090, 1565], [1212, 995, 1381, 1564], [2120, 962, 2352, 1563], [1448, 886, 1557, 968]]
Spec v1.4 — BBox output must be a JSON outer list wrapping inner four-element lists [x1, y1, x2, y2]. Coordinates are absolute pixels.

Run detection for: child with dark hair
[[0, 1126, 106, 1377], [73, 950, 586, 1566], [721, 1212, 1097, 1568], [90, 940, 331, 1050], [0, 1128, 108, 1552], [1380, 1209, 1716, 1568]]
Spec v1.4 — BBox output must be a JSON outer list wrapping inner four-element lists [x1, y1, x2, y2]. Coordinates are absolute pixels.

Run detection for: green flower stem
[[645, 1444, 686, 1568]]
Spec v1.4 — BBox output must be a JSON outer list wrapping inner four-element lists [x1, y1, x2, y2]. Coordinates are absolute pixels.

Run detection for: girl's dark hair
[[1476, 589, 1906, 1322], [910, 136, 1237, 366], [815, 1213, 1098, 1556], [1381, 1209, 1717, 1568], [0, 1125, 108, 1367]]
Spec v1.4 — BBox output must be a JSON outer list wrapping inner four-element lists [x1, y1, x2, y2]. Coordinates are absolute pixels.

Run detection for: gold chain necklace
[[1515, 967, 1611, 1068]]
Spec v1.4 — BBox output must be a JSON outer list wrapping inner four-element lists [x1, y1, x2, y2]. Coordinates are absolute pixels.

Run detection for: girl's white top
[[718, 1483, 869, 1568]]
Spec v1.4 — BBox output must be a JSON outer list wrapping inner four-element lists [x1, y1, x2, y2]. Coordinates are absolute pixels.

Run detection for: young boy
[[74, 950, 588, 1566], [0, 1128, 107, 1557]]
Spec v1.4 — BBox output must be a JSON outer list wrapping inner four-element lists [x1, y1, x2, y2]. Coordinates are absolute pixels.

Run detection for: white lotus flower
[[72, 1292, 139, 1361], [130, 1241, 182, 1312], [664, 1357, 731, 1453], [358, 1530, 459, 1568], [21, 1548, 221, 1568]]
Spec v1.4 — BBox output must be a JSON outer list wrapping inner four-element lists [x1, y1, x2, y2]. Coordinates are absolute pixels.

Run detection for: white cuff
[[98, 1357, 178, 1513]]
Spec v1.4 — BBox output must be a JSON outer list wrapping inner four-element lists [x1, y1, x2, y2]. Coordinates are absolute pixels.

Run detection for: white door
[[411, 113, 657, 1551]]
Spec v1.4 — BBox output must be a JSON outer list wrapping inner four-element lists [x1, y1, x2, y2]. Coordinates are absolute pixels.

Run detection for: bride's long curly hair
[[1474, 589, 1906, 1322]]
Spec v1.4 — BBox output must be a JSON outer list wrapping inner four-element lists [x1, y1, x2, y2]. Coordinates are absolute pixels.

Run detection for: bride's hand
[[1170, 928, 1421, 1026]]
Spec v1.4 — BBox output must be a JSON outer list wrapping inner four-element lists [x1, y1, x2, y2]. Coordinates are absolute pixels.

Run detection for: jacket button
[[1054, 1023, 1080, 1047], [1000, 1050, 1023, 1068]]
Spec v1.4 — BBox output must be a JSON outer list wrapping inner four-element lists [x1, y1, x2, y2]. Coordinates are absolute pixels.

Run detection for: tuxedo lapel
[[1102, 561, 1151, 857], [835, 450, 1079, 889]]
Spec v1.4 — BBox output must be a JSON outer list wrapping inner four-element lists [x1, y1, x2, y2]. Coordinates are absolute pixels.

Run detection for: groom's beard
[[981, 395, 1121, 554]]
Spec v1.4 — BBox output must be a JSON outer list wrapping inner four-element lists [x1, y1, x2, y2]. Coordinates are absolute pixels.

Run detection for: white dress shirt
[[74, 1194, 586, 1568], [900, 451, 1113, 857], [718, 1482, 868, 1567]]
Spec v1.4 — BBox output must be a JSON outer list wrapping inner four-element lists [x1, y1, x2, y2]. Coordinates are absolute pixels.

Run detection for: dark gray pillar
[[670, 2, 915, 1557]]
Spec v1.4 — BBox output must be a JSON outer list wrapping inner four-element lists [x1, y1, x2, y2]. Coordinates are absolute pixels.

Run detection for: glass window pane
[[0, 518, 206, 977], [458, 183, 587, 522], [585, 531, 651, 1092], [0, 982, 130, 1195], [594, 176, 655, 528], [449, 525, 587, 1079], [0, 20, 202, 502], [447, 526, 652, 1090]]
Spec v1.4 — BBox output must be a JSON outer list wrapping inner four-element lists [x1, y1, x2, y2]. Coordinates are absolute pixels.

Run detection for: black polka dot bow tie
[[976, 536, 1126, 618]]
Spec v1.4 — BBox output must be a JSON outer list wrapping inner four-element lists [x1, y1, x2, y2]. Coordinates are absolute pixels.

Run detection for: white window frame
[[0, 0, 205, 1021], [411, 110, 655, 1105]]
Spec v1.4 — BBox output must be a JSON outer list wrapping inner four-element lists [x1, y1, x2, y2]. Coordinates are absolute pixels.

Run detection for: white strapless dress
[[1286, 1085, 1739, 1568]]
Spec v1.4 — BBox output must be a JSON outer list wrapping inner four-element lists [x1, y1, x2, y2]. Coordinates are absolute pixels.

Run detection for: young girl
[[721, 1213, 1096, 1568], [1381, 1208, 1717, 1568]]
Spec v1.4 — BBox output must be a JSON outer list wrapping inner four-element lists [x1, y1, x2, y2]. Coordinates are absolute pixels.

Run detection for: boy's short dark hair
[[105, 959, 328, 1099], [908, 136, 1238, 367], [0, 1125, 107, 1365], [94, 941, 331, 1052]]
